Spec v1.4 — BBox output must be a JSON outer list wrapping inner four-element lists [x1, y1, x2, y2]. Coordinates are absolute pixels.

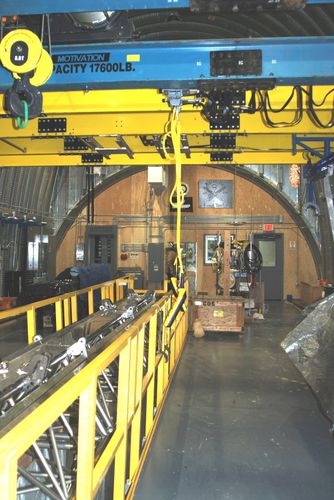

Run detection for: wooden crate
[[300, 282, 322, 305], [0, 297, 16, 310], [191, 296, 244, 333]]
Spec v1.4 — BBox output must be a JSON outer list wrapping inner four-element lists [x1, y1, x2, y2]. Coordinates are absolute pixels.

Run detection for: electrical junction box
[[148, 243, 164, 282], [148, 166, 167, 187]]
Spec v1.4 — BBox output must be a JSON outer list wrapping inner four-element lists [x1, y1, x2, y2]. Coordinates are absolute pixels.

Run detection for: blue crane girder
[[0, 0, 332, 16], [1, 37, 334, 92]]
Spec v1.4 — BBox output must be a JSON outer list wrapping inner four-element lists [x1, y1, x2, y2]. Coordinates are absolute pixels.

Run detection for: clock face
[[198, 180, 233, 208]]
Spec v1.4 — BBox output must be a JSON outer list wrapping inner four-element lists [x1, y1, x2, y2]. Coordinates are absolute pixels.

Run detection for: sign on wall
[[198, 180, 233, 208]]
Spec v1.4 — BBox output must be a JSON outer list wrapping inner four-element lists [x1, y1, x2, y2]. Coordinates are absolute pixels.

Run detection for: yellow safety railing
[[0, 275, 135, 344], [0, 290, 188, 500]]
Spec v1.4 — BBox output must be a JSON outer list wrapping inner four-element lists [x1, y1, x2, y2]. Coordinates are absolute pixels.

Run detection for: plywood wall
[[56, 166, 318, 298]]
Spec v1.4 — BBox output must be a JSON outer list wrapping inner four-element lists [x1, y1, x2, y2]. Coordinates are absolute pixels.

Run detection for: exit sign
[[263, 224, 274, 231]]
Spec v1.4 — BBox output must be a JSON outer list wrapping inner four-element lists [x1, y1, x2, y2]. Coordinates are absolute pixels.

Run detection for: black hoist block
[[4, 76, 42, 119]]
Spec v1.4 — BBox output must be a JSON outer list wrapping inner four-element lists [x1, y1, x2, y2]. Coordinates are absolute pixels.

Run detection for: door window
[[258, 240, 276, 267]]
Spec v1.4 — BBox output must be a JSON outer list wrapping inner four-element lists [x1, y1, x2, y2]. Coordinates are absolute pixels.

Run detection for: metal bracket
[[81, 153, 104, 163], [140, 133, 191, 159], [292, 134, 334, 159], [66, 338, 88, 359], [38, 118, 67, 133], [64, 136, 89, 151], [162, 89, 183, 114], [210, 133, 236, 149], [210, 151, 233, 161]]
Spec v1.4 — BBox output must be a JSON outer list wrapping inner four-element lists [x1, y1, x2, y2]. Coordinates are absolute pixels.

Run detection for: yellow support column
[[114, 340, 131, 500], [109, 284, 115, 303], [129, 325, 145, 481], [63, 298, 70, 327], [71, 295, 78, 323], [128, 336, 138, 420], [76, 377, 97, 500], [26, 307, 36, 344], [0, 457, 17, 500], [156, 354, 164, 408], [145, 312, 158, 436], [55, 300, 63, 331], [163, 301, 171, 387], [88, 289, 94, 315]]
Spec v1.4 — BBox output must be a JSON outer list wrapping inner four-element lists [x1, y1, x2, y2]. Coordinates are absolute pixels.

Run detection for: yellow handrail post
[[76, 376, 97, 500], [55, 299, 63, 331], [71, 294, 78, 323], [110, 283, 115, 303], [27, 306, 36, 344], [163, 301, 170, 387], [145, 312, 158, 436], [63, 298, 70, 327], [129, 325, 145, 481], [88, 288, 94, 315], [0, 456, 17, 500], [114, 340, 131, 500]]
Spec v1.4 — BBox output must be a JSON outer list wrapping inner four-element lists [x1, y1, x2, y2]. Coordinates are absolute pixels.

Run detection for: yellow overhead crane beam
[[0, 86, 333, 166]]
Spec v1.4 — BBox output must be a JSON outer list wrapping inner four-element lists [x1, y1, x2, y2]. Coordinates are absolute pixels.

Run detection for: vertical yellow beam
[[114, 341, 131, 500], [170, 332, 176, 372], [88, 289, 94, 315], [115, 281, 120, 302], [71, 295, 78, 323], [0, 457, 17, 500], [146, 312, 157, 436], [26, 307, 36, 344], [156, 358, 164, 407], [55, 300, 63, 331], [63, 298, 70, 327], [129, 325, 145, 480], [76, 377, 97, 500], [101, 286, 106, 300], [163, 301, 170, 386], [128, 336, 138, 419], [109, 284, 115, 303]]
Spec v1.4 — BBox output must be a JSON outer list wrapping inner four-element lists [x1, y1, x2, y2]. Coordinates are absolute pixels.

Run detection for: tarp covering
[[281, 294, 334, 424]]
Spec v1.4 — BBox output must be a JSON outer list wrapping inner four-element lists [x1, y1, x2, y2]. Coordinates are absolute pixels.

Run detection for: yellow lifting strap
[[163, 108, 187, 328]]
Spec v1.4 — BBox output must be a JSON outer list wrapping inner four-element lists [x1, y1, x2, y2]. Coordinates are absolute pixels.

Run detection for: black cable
[[306, 86, 334, 129], [261, 86, 303, 128], [301, 86, 334, 107], [265, 86, 298, 113]]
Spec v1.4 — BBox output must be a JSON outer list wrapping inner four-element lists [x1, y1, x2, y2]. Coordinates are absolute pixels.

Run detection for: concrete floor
[[135, 302, 334, 500]]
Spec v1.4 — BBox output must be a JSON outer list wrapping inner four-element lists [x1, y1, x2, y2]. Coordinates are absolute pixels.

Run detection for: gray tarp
[[281, 294, 334, 424]]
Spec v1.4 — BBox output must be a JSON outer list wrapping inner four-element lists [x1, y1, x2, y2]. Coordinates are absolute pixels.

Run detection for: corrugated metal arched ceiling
[[129, 5, 334, 40]]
